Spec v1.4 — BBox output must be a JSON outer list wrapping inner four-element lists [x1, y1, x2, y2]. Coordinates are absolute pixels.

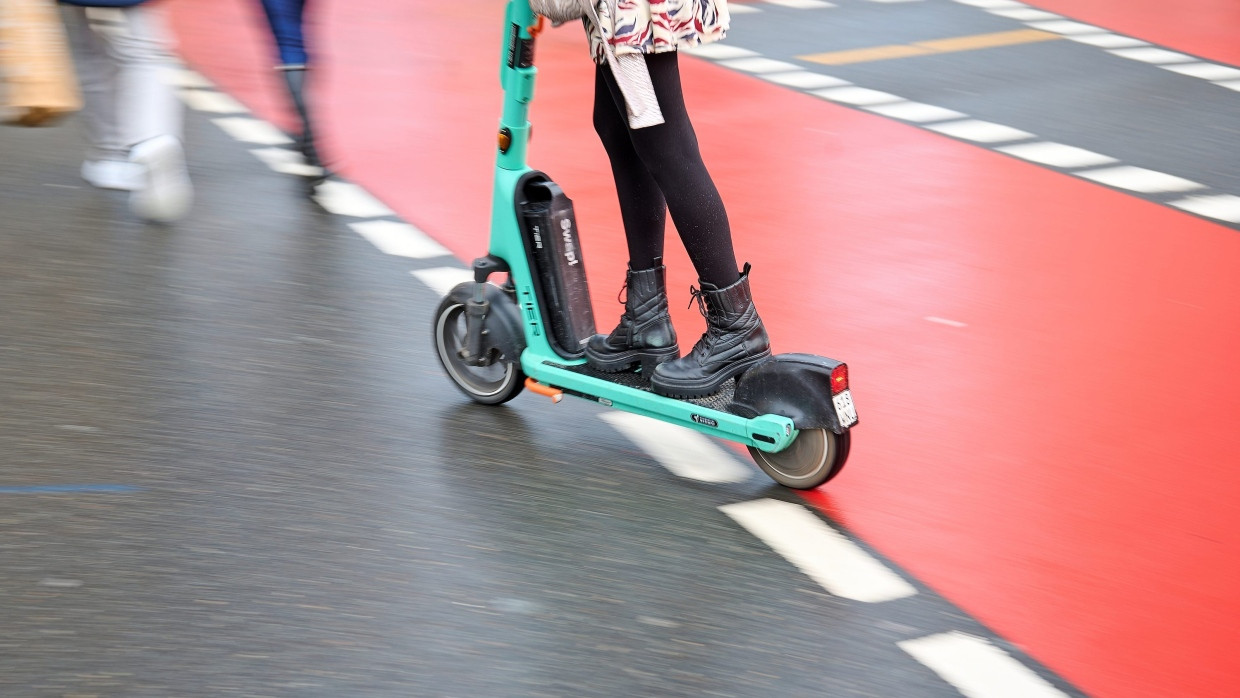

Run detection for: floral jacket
[[586, 0, 730, 63]]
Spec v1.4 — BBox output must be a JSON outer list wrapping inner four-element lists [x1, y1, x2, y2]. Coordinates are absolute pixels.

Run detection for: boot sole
[[650, 350, 772, 399], [584, 346, 680, 375]]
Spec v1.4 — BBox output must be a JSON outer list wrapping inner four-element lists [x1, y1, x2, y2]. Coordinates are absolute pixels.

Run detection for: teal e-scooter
[[432, 2, 857, 489]]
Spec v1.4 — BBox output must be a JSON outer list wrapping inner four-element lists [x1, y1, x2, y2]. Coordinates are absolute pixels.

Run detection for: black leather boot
[[585, 262, 680, 374], [651, 264, 771, 398], [281, 68, 328, 190]]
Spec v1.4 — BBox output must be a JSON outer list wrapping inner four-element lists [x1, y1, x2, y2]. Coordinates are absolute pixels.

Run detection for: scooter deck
[[543, 360, 740, 414]]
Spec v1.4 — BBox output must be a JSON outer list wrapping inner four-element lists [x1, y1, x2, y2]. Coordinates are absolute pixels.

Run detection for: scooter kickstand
[[524, 378, 564, 403]]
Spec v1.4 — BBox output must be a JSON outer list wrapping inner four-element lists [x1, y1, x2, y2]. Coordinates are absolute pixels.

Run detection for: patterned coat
[[586, 0, 730, 64]]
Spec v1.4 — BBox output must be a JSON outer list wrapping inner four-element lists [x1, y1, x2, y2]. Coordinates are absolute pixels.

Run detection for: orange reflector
[[498, 129, 512, 153]]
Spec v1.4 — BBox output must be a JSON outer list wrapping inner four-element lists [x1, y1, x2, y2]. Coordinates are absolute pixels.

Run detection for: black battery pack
[[517, 176, 596, 358]]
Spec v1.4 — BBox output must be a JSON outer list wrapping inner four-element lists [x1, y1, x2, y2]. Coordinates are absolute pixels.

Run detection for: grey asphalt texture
[[0, 105, 1043, 697], [7, 0, 1219, 692]]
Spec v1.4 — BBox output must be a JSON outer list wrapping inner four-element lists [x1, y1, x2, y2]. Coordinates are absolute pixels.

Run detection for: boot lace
[[686, 285, 727, 355]]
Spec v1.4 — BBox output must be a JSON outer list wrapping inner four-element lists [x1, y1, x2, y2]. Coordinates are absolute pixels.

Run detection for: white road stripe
[[864, 101, 966, 123], [1170, 194, 1240, 223], [952, 0, 1026, 9], [899, 632, 1071, 698], [1217, 80, 1240, 92], [762, 71, 851, 89], [996, 142, 1117, 168], [411, 267, 473, 298], [718, 498, 918, 602], [926, 119, 1034, 143], [811, 86, 904, 106], [682, 44, 759, 60], [1025, 20, 1102, 35], [988, 8, 1059, 21], [178, 89, 247, 114], [717, 57, 804, 74], [1108, 47, 1196, 64], [1161, 62, 1240, 81], [212, 117, 293, 145], [1075, 166, 1205, 194], [248, 147, 324, 177], [349, 220, 452, 259], [600, 413, 753, 484], [312, 180, 397, 218], [1065, 33, 1146, 48]]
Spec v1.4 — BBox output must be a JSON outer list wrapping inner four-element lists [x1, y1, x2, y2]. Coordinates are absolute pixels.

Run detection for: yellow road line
[[800, 29, 1062, 66]]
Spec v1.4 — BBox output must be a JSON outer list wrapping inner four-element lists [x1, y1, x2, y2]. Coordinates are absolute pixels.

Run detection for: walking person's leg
[[259, 0, 325, 185], [62, 7, 139, 190], [86, 5, 191, 222]]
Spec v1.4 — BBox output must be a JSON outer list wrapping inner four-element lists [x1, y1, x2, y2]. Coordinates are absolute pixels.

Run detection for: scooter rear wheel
[[433, 295, 524, 405], [748, 428, 850, 489]]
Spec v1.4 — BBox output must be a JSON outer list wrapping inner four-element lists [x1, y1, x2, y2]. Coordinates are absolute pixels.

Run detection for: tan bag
[[0, 0, 82, 126]]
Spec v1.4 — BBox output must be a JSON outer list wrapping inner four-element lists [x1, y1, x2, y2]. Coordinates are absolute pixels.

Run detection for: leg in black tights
[[593, 52, 740, 288]]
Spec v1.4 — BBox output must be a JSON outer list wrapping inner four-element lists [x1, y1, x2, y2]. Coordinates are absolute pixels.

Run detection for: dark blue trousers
[[259, 0, 309, 67]]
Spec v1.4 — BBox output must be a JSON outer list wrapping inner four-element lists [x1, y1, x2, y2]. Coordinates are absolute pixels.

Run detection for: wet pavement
[[5, 0, 1240, 695], [0, 97, 1077, 696]]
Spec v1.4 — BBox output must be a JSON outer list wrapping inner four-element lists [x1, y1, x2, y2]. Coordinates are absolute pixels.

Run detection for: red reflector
[[830, 363, 848, 395]]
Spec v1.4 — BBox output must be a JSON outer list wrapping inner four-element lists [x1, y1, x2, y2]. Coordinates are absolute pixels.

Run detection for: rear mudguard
[[731, 353, 855, 434], [445, 282, 526, 364]]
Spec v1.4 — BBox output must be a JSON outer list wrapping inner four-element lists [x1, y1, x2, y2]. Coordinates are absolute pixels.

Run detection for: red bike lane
[[167, 1, 1240, 696]]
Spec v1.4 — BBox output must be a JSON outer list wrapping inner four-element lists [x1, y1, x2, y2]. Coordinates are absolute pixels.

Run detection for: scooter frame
[[436, 0, 855, 478]]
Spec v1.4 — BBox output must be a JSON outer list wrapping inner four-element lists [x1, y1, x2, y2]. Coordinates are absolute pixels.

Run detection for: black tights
[[593, 52, 740, 288]]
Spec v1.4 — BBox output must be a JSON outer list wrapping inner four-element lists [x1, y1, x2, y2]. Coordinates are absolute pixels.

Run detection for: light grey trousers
[[60, 5, 182, 162]]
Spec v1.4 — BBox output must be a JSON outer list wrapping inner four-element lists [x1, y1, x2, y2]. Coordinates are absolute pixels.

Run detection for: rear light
[[830, 363, 849, 395]]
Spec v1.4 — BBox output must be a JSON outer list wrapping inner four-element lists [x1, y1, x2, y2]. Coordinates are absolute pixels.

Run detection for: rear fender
[[731, 353, 855, 434]]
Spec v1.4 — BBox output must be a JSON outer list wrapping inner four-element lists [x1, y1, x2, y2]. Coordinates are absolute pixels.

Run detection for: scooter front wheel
[[748, 428, 850, 490], [433, 294, 524, 405]]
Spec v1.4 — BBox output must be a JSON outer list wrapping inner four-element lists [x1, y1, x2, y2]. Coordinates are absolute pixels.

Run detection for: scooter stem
[[498, 0, 539, 171]]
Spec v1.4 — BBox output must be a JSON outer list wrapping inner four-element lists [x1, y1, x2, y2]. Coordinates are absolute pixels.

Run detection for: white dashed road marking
[[349, 220, 453, 259], [1065, 33, 1146, 49], [719, 498, 918, 602], [600, 413, 753, 484], [1170, 194, 1240, 223], [1075, 166, 1205, 194], [248, 147, 324, 177], [410, 268, 473, 298], [718, 57, 805, 74], [763, 71, 851, 89], [177, 89, 247, 114], [864, 101, 967, 123], [211, 116, 293, 145], [926, 119, 1033, 144], [926, 316, 968, 328], [1107, 47, 1195, 64], [995, 142, 1117, 169], [899, 632, 1072, 698], [811, 86, 904, 106], [312, 180, 397, 218]]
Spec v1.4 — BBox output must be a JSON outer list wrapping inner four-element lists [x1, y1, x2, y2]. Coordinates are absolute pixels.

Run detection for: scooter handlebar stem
[[498, 0, 539, 171]]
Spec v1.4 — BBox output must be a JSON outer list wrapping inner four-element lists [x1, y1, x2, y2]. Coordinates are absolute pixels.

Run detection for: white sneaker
[[128, 135, 193, 224], [81, 159, 144, 191]]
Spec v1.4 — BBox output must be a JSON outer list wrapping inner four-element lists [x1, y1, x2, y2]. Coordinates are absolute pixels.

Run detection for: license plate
[[832, 389, 858, 429]]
